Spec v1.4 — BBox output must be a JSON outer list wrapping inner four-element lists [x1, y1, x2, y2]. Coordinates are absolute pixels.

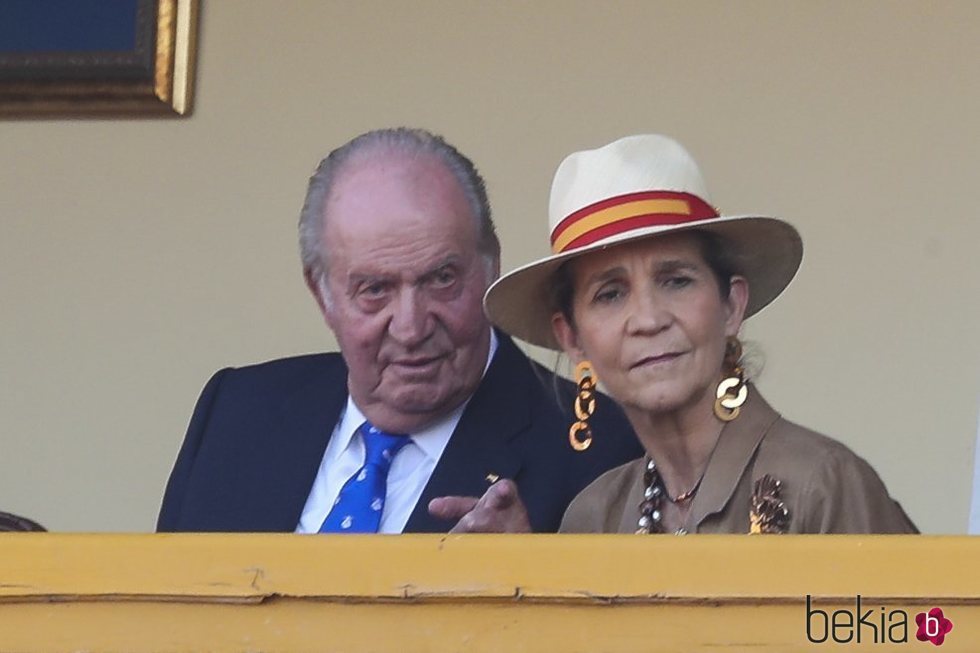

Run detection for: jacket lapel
[[405, 333, 530, 532], [249, 357, 349, 531]]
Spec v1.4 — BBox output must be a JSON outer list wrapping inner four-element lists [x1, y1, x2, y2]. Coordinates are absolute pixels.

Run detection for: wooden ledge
[[0, 534, 974, 651]]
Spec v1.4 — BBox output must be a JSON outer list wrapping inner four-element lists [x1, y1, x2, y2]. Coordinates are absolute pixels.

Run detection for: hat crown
[[549, 134, 712, 233]]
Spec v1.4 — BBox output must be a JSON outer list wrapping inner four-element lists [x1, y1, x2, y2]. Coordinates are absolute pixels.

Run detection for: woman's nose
[[625, 289, 672, 335]]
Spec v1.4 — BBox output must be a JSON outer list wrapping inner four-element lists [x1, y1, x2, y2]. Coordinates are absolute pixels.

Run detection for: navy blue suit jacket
[[157, 333, 642, 533]]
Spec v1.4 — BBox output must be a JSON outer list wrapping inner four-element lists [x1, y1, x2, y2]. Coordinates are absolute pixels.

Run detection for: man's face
[[309, 151, 494, 433]]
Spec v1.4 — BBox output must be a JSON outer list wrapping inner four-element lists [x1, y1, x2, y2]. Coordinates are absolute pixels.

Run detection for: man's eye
[[361, 282, 389, 297], [429, 267, 457, 289]]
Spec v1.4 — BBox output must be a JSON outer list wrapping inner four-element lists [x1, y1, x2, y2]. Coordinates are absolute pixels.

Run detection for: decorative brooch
[[749, 474, 790, 534]]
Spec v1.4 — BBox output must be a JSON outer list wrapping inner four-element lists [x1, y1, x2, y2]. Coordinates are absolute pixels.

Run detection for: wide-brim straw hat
[[485, 134, 803, 350]]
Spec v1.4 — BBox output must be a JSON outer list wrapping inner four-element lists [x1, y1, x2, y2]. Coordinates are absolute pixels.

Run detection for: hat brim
[[484, 214, 803, 350]]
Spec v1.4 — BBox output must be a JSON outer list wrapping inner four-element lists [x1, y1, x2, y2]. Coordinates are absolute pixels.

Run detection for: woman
[[485, 134, 916, 534]]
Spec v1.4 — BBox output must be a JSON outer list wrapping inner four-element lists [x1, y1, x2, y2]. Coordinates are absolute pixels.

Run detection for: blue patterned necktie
[[318, 422, 410, 533]]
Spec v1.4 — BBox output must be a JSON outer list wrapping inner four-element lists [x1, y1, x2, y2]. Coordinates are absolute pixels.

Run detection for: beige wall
[[1, 1, 977, 533]]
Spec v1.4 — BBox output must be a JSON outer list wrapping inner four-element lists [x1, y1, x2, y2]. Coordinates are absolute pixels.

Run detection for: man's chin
[[360, 387, 466, 434], [387, 361, 445, 383], [366, 370, 481, 427], [390, 386, 458, 415]]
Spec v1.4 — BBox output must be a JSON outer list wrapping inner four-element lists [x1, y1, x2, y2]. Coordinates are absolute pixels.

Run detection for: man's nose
[[388, 288, 432, 346]]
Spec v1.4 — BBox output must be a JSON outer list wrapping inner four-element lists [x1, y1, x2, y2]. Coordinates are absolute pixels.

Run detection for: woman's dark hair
[[550, 229, 739, 328], [697, 229, 738, 298]]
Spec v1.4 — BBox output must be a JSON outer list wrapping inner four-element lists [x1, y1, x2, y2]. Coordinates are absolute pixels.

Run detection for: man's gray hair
[[298, 128, 500, 280]]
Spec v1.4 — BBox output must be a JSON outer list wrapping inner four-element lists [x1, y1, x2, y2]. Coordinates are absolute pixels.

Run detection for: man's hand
[[428, 479, 532, 533]]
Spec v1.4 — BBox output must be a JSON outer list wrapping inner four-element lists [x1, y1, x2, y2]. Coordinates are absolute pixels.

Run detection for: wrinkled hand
[[428, 479, 531, 533]]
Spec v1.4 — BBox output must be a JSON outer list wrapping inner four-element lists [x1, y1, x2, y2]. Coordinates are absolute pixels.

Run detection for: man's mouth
[[390, 355, 446, 376]]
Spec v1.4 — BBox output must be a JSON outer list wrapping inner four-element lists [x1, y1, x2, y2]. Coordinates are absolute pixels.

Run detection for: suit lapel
[[249, 357, 349, 531], [405, 333, 531, 532]]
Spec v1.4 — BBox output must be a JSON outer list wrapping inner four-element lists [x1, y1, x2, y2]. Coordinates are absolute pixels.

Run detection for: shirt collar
[[485, 328, 499, 374]]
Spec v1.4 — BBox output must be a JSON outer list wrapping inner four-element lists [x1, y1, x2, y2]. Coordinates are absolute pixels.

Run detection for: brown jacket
[[559, 390, 917, 534]]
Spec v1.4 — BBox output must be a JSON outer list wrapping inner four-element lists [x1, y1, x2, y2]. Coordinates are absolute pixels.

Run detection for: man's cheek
[[344, 320, 385, 350]]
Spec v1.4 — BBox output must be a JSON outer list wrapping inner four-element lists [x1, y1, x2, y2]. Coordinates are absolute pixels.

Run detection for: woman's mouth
[[630, 352, 683, 370]]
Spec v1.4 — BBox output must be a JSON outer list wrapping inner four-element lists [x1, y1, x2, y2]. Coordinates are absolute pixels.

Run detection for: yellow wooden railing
[[0, 534, 974, 651]]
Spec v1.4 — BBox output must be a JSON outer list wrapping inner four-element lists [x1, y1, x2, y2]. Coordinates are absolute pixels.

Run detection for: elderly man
[[157, 128, 641, 533]]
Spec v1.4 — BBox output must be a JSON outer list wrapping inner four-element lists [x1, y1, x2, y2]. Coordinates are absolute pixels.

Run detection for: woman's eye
[[593, 286, 624, 304], [664, 275, 693, 289]]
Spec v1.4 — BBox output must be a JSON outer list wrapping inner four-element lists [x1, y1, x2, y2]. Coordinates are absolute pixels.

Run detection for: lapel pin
[[485, 473, 500, 484]]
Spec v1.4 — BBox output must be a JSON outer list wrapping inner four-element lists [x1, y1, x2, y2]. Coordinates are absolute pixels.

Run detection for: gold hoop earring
[[569, 361, 598, 451], [713, 336, 748, 422]]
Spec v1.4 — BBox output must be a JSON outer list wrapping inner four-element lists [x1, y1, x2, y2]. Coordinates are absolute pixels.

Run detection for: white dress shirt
[[296, 331, 498, 534]]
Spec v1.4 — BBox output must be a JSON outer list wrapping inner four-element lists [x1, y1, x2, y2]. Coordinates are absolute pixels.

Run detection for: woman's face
[[552, 232, 748, 420]]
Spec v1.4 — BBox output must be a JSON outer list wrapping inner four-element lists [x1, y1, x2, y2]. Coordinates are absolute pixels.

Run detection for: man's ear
[[724, 275, 749, 336], [551, 311, 586, 364], [304, 267, 330, 319], [488, 255, 501, 283]]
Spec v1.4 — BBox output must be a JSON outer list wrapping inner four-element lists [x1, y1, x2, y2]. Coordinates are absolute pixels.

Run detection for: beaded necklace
[[635, 457, 704, 535]]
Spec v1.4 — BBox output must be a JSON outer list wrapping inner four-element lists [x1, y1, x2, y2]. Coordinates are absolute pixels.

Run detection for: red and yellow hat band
[[550, 190, 719, 254]]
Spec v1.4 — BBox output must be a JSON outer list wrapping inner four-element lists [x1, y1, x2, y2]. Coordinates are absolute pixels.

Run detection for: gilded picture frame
[[0, 0, 199, 117]]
